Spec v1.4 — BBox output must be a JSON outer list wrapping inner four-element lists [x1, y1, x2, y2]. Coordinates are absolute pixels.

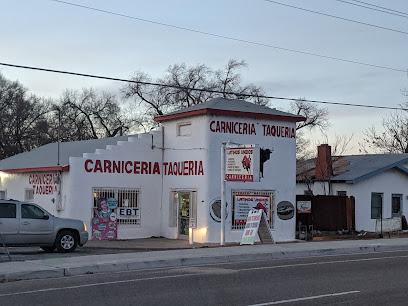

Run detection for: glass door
[[179, 192, 190, 236]]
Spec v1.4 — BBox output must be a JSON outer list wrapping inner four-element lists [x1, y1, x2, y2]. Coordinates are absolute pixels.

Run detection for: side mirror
[[43, 215, 50, 220]]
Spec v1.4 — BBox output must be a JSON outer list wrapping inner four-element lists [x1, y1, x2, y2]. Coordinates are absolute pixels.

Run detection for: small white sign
[[189, 217, 196, 229], [297, 201, 311, 214]]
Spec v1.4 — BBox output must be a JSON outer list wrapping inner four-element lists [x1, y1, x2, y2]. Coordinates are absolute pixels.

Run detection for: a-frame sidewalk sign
[[240, 209, 275, 245]]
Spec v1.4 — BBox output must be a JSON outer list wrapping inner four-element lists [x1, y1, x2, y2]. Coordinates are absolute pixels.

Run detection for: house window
[[337, 191, 347, 196], [0, 190, 6, 200], [177, 122, 192, 136], [304, 190, 313, 195], [93, 188, 140, 227], [371, 193, 383, 219], [25, 189, 34, 202], [392, 194, 402, 217]]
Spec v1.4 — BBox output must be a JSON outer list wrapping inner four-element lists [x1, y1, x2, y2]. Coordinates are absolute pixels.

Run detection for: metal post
[[221, 142, 227, 246], [380, 196, 383, 238], [189, 226, 194, 245], [0, 233, 11, 261], [57, 108, 61, 166]]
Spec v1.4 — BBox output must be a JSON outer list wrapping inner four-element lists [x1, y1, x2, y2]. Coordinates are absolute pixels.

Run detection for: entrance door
[[178, 192, 190, 237]]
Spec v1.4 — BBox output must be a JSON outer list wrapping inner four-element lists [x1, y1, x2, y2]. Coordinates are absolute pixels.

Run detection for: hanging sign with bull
[[225, 147, 255, 182]]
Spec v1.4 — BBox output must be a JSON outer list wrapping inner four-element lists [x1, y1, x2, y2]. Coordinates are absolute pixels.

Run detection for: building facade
[[296, 144, 408, 232], [0, 98, 303, 243]]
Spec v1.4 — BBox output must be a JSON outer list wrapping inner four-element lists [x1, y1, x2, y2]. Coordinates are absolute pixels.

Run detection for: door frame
[[170, 189, 197, 239]]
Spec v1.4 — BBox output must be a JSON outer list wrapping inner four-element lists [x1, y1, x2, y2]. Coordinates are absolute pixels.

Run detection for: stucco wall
[[352, 169, 408, 232], [0, 171, 68, 218], [67, 131, 164, 239], [1, 112, 299, 243]]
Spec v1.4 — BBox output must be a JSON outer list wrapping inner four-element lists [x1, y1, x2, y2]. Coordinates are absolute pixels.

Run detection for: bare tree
[[290, 99, 329, 160], [0, 74, 52, 159], [361, 109, 408, 153], [53, 88, 139, 142], [122, 60, 268, 128]]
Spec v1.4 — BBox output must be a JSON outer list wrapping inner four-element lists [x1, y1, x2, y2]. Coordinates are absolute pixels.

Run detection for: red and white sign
[[234, 194, 271, 224], [225, 148, 254, 182], [297, 201, 311, 213]]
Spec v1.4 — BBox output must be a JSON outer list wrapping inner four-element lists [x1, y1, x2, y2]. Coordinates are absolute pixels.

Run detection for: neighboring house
[[0, 98, 304, 243], [296, 144, 408, 232]]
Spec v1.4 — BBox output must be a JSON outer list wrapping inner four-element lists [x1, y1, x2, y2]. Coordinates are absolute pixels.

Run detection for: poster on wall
[[92, 197, 118, 240], [234, 194, 271, 225], [225, 147, 254, 182]]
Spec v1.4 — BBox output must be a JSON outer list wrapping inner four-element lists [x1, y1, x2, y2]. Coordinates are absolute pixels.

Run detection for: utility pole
[[57, 107, 61, 166], [221, 142, 227, 246]]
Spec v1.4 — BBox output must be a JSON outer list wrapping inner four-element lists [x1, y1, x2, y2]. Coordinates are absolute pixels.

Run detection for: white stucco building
[[0, 98, 304, 243], [296, 144, 408, 232]]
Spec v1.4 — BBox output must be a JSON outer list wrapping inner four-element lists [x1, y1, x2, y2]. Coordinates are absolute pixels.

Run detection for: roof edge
[[154, 108, 305, 122], [1, 166, 70, 173], [350, 159, 408, 184]]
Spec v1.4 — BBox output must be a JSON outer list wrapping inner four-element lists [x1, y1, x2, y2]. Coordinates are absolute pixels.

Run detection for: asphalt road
[[1, 250, 408, 305]]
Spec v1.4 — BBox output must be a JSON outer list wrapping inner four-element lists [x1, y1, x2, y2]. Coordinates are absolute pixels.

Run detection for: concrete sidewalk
[[2, 237, 408, 282]]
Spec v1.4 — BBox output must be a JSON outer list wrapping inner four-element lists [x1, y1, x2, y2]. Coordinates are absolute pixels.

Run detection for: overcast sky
[[1, 0, 407, 154]]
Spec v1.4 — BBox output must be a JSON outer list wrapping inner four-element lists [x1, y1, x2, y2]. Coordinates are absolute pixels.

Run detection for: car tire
[[55, 230, 78, 253], [41, 246, 56, 253]]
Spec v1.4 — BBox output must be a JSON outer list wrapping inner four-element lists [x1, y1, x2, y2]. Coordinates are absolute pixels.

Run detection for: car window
[[21, 204, 45, 219], [0, 203, 16, 218]]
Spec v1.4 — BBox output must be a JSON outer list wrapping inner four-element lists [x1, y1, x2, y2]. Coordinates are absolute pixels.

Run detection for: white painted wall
[[352, 169, 408, 232], [202, 115, 297, 243], [0, 171, 68, 218], [67, 131, 164, 239]]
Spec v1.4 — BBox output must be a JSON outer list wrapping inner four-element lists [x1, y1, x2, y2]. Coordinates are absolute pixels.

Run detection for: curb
[[2, 243, 408, 282]]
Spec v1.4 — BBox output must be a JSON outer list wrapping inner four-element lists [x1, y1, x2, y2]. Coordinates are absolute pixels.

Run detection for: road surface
[[1, 250, 408, 305]]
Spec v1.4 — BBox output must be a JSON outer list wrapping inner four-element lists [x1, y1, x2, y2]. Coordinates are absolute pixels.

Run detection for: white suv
[[0, 199, 88, 252]]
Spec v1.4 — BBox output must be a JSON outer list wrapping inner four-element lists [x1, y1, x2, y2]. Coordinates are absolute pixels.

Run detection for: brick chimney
[[315, 144, 333, 180]]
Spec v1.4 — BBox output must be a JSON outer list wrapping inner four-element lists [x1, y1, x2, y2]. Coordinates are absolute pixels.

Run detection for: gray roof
[[0, 135, 132, 171], [155, 97, 305, 121], [297, 153, 408, 184]]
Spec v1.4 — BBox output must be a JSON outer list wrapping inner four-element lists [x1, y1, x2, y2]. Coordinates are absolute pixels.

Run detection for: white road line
[[238, 254, 408, 271], [248, 291, 361, 305], [0, 273, 198, 298]]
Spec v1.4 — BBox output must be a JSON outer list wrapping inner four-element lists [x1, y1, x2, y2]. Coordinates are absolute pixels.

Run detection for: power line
[[48, 0, 405, 73], [333, 0, 408, 18], [1, 61, 406, 111], [263, 0, 408, 36], [346, 0, 408, 16]]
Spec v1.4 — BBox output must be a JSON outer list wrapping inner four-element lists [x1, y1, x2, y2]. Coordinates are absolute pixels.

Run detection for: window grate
[[231, 190, 274, 231], [92, 188, 141, 228]]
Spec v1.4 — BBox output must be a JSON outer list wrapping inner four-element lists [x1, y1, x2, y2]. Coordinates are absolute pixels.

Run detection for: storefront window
[[92, 188, 140, 227], [232, 190, 274, 230]]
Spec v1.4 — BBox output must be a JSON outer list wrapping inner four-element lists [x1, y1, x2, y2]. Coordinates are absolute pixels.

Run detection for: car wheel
[[56, 230, 78, 253], [41, 246, 56, 253]]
